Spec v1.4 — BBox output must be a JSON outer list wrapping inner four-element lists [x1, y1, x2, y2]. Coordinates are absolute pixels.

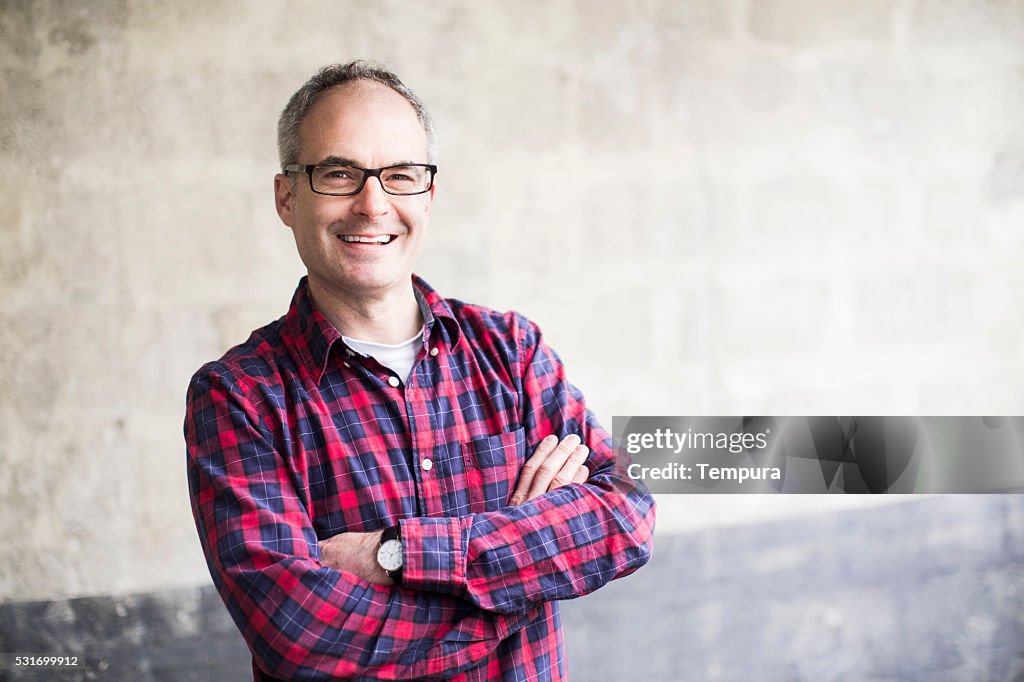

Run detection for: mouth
[[336, 234, 398, 246]]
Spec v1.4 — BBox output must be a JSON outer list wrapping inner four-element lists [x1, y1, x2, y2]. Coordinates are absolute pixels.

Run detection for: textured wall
[[1, 0, 1023, 608]]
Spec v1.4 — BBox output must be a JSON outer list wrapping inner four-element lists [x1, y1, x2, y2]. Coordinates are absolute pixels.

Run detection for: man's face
[[274, 81, 434, 301]]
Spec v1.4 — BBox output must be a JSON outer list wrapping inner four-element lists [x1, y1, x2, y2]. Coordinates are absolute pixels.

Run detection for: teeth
[[340, 235, 394, 244]]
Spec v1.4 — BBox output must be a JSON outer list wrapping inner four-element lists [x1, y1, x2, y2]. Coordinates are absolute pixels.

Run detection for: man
[[185, 61, 655, 681]]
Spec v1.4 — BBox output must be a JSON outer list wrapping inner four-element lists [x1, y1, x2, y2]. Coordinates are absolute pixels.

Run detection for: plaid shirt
[[185, 276, 656, 681]]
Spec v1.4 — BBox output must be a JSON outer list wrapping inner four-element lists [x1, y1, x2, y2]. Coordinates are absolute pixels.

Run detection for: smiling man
[[184, 61, 656, 681]]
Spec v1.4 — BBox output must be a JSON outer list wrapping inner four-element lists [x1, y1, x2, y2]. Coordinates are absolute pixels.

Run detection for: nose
[[350, 175, 391, 219]]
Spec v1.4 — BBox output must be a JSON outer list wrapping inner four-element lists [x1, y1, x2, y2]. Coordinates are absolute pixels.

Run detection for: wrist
[[376, 524, 404, 585]]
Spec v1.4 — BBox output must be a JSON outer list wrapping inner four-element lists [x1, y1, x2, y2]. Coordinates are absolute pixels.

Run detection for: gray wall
[[2, 1, 1023, 679]]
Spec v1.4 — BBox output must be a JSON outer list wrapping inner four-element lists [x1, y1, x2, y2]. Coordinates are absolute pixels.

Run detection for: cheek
[[302, 199, 331, 223], [294, 201, 341, 233], [408, 199, 433, 224]]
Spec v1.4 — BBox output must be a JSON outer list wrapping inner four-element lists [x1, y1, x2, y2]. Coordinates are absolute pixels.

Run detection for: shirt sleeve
[[185, 366, 534, 681], [399, 314, 656, 613]]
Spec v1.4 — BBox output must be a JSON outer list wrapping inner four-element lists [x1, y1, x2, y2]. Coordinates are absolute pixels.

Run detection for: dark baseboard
[[2, 495, 1022, 681]]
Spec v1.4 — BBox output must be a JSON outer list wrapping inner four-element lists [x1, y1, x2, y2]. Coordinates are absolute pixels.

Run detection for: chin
[[332, 271, 408, 295]]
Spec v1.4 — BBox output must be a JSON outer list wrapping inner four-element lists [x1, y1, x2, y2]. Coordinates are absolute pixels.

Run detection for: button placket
[[405, 386, 443, 516]]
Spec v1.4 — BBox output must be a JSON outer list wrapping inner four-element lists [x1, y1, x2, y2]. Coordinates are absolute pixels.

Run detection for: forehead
[[298, 80, 428, 165]]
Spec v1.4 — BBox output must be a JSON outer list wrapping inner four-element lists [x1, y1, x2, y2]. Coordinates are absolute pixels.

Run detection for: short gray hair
[[276, 61, 438, 169]]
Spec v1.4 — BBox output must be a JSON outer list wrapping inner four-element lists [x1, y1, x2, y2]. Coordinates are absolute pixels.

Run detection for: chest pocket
[[438, 428, 526, 515]]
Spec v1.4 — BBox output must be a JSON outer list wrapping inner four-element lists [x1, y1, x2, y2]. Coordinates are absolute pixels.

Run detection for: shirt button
[[343, 361, 351, 368], [430, 347, 439, 357], [387, 376, 400, 387], [421, 458, 433, 471]]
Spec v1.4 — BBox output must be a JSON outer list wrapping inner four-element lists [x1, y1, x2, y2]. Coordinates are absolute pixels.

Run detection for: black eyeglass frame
[[283, 163, 438, 196]]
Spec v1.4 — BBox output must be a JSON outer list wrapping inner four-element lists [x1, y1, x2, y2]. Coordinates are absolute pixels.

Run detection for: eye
[[383, 167, 421, 183]]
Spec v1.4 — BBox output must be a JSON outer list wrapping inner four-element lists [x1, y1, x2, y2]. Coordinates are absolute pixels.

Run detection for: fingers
[[570, 464, 589, 485], [546, 445, 590, 492], [509, 434, 559, 506], [510, 434, 592, 505], [526, 434, 583, 501]]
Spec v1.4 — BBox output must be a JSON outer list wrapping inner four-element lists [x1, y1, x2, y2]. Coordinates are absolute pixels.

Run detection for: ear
[[274, 173, 296, 226]]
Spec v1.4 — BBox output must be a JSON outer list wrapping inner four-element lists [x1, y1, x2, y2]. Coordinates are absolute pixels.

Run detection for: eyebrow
[[317, 155, 359, 166], [316, 155, 423, 167]]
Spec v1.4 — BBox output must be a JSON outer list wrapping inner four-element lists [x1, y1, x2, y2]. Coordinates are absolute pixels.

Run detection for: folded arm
[[185, 369, 528, 681], [317, 434, 590, 585], [398, 315, 657, 613]]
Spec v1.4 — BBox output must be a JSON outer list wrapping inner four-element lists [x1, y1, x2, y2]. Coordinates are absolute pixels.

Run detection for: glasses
[[284, 163, 437, 196]]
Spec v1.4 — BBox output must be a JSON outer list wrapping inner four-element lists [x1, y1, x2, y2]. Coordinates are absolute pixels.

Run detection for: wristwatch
[[376, 524, 404, 585]]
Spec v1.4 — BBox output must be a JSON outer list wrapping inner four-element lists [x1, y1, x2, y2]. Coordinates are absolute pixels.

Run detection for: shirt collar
[[285, 275, 463, 383]]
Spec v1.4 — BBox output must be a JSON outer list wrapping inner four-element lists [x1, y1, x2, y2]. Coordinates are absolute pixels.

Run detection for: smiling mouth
[[337, 234, 397, 245]]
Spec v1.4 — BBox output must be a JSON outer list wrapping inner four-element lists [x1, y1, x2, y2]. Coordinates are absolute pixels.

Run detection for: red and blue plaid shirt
[[185, 276, 656, 681]]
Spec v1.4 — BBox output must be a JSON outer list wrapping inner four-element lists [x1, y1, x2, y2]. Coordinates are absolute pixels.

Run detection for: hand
[[509, 434, 590, 506], [318, 530, 393, 585]]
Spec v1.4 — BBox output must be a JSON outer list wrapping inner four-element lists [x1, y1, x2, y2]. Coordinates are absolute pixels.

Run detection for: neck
[[307, 276, 422, 344]]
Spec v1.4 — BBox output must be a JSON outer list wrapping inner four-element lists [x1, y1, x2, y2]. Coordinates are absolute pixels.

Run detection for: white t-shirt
[[342, 327, 424, 384]]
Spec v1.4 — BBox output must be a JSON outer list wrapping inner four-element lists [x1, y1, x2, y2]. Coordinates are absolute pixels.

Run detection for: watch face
[[377, 539, 403, 572]]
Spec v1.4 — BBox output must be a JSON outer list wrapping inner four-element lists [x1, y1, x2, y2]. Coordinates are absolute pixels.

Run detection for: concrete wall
[[1, 0, 1023, 678]]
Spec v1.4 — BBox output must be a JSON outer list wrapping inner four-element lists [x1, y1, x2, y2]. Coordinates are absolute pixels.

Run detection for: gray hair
[[276, 61, 438, 169]]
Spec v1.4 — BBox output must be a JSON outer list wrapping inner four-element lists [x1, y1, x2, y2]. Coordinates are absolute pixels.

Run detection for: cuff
[[399, 516, 468, 595]]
